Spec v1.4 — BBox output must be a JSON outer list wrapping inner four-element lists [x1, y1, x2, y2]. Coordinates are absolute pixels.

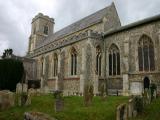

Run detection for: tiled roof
[[104, 14, 160, 37], [37, 4, 113, 48]]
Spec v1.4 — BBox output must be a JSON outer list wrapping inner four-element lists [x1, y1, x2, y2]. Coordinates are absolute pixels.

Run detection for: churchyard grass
[[129, 97, 160, 120], [0, 94, 128, 120]]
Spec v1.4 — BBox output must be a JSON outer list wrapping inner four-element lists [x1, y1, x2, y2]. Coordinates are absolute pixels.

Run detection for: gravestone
[[116, 103, 127, 120], [16, 83, 28, 94], [0, 90, 15, 110], [128, 99, 134, 118], [53, 90, 64, 112], [55, 99, 64, 112]]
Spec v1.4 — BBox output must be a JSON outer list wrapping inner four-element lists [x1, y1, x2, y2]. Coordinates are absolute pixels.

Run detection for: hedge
[[0, 59, 24, 91]]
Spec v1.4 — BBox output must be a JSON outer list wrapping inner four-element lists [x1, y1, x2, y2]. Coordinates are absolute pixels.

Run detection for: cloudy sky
[[0, 0, 160, 56]]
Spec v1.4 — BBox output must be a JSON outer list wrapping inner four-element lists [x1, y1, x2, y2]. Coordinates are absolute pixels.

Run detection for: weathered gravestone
[[128, 99, 134, 118], [143, 88, 150, 105], [53, 90, 64, 112], [116, 103, 127, 120], [16, 83, 31, 106], [0, 90, 15, 110], [16, 83, 28, 94]]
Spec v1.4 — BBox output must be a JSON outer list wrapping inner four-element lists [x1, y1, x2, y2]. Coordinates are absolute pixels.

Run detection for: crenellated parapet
[[27, 30, 103, 58], [32, 13, 54, 24]]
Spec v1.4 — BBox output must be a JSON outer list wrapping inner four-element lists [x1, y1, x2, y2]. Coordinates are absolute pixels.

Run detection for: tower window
[[44, 25, 49, 35]]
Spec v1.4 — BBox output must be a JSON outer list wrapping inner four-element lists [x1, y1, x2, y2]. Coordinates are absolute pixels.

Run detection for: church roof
[[104, 13, 160, 37], [38, 3, 114, 48]]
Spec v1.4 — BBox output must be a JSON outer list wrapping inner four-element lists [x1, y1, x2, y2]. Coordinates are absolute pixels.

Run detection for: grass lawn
[[129, 97, 160, 120], [0, 95, 128, 120]]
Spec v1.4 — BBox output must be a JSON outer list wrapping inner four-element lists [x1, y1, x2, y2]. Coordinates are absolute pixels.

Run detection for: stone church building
[[27, 2, 160, 96]]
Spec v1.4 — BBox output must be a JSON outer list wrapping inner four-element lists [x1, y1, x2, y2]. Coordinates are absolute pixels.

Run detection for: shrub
[[53, 90, 63, 99], [133, 96, 143, 113], [150, 83, 157, 101]]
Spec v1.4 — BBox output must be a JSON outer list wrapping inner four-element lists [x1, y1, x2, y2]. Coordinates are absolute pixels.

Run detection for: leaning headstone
[[128, 99, 134, 118], [116, 103, 127, 120]]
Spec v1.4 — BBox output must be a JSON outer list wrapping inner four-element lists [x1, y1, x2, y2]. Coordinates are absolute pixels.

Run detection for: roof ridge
[[37, 3, 113, 48], [54, 5, 110, 34], [104, 13, 160, 36]]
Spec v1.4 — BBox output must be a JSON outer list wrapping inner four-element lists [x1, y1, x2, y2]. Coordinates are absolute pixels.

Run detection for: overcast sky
[[0, 0, 160, 56]]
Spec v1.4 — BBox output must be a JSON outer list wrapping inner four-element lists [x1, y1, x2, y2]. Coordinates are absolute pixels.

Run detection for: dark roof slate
[[104, 14, 160, 37], [38, 4, 112, 48]]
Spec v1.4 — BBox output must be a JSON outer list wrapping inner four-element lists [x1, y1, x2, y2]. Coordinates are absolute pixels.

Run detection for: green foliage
[[133, 96, 143, 113], [2, 48, 13, 58], [53, 90, 63, 99], [129, 97, 160, 120], [150, 83, 157, 101], [0, 95, 128, 120], [0, 59, 24, 91]]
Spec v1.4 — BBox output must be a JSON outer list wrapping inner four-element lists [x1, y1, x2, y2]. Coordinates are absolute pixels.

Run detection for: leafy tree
[[2, 48, 13, 58]]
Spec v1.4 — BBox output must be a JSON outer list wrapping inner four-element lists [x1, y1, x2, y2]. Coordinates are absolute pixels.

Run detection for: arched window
[[109, 44, 120, 76], [41, 57, 44, 76], [96, 46, 101, 76], [53, 53, 58, 77], [44, 25, 48, 35], [138, 35, 155, 71], [71, 47, 77, 75]]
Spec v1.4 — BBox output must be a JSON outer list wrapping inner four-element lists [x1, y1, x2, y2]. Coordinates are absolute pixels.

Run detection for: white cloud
[[0, 0, 160, 56]]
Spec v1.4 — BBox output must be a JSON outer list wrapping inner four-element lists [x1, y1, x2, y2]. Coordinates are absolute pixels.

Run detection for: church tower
[[28, 13, 54, 54]]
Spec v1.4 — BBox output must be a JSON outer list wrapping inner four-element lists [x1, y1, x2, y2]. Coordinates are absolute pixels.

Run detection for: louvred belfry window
[[44, 25, 48, 35]]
